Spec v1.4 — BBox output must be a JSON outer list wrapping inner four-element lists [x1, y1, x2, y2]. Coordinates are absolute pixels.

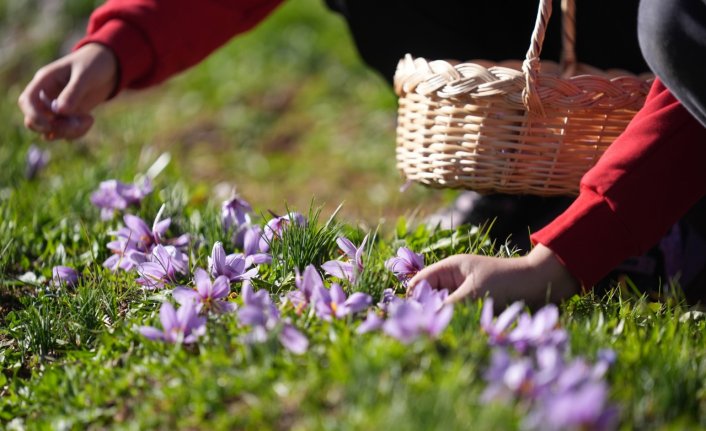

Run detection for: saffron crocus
[[136, 245, 188, 289], [138, 301, 206, 344], [173, 268, 235, 314], [242, 225, 271, 266], [259, 212, 306, 252], [357, 310, 384, 334], [287, 264, 324, 312], [480, 298, 524, 346], [238, 283, 280, 333], [377, 288, 402, 313], [385, 247, 424, 284], [208, 242, 257, 282], [321, 234, 368, 283], [278, 323, 309, 355], [529, 380, 618, 431], [508, 304, 568, 352], [382, 290, 454, 343], [51, 265, 78, 287], [90, 178, 152, 220], [103, 207, 189, 272], [25, 144, 49, 180], [312, 283, 372, 321], [221, 194, 252, 233]]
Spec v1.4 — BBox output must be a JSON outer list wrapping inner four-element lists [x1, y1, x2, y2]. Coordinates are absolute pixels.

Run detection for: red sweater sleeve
[[74, 0, 283, 92], [531, 79, 706, 287]]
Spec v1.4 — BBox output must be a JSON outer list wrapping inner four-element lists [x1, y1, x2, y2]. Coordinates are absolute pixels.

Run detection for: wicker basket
[[394, 0, 653, 196]]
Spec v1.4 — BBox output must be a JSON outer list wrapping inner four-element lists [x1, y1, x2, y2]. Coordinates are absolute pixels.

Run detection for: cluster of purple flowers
[[357, 280, 453, 344], [480, 298, 618, 431], [91, 178, 153, 220], [103, 205, 189, 285]]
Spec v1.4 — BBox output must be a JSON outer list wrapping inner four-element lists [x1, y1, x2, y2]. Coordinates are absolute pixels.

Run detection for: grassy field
[[1, 0, 706, 430]]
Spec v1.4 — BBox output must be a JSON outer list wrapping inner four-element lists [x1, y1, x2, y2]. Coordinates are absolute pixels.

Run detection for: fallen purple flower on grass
[[173, 268, 235, 314], [321, 234, 368, 283], [90, 178, 152, 220], [25, 144, 49, 180], [139, 301, 206, 344], [385, 247, 424, 284], [312, 283, 372, 321], [51, 265, 78, 287]]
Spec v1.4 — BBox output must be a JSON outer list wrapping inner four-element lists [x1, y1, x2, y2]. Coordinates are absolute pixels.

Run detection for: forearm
[[75, 0, 284, 93], [532, 79, 706, 287]]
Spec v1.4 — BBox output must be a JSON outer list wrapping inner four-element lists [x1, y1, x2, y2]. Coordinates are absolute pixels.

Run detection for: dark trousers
[[638, 0, 706, 127]]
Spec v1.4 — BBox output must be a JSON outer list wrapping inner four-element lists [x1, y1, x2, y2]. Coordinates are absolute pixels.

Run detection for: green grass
[[1, 0, 706, 430]]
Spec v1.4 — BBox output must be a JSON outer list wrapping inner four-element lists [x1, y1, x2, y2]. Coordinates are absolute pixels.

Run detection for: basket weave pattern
[[394, 0, 653, 196]]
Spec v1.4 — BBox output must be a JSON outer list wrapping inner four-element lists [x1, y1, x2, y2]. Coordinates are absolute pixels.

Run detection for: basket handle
[[522, 0, 576, 115]]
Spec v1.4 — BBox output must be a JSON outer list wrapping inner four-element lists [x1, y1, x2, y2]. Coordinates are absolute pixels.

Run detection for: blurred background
[[0, 0, 455, 228]]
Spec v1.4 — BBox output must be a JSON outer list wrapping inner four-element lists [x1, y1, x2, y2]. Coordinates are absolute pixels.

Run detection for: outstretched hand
[[408, 244, 581, 308], [18, 43, 117, 141]]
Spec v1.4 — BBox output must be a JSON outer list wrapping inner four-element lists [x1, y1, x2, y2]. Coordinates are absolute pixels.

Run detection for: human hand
[[408, 244, 580, 308], [18, 43, 118, 141]]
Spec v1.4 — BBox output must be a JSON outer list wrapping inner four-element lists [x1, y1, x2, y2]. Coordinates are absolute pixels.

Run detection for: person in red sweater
[[17, 0, 706, 307]]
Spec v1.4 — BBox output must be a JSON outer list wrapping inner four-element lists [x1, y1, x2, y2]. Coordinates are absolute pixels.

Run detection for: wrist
[[524, 244, 581, 304]]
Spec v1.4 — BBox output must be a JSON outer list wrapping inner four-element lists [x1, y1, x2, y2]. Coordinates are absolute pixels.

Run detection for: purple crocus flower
[[507, 304, 568, 352], [51, 265, 78, 287], [238, 284, 309, 354], [278, 323, 309, 355], [321, 234, 368, 283], [312, 283, 372, 321], [25, 144, 49, 180], [377, 288, 403, 313], [480, 298, 524, 346], [90, 178, 152, 220], [242, 225, 271, 266], [208, 242, 257, 282], [385, 247, 424, 284], [102, 207, 189, 272], [259, 212, 306, 252], [136, 245, 188, 289], [357, 310, 385, 334], [221, 194, 252, 233], [138, 301, 206, 344], [238, 283, 280, 332], [529, 380, 618, 431], [287, 264, 324, 313], [382, 290, 454, 343], [173, 268, 235, 314]]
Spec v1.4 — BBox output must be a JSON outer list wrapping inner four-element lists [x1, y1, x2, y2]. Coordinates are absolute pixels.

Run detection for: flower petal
[[279, 324, 309, 355]]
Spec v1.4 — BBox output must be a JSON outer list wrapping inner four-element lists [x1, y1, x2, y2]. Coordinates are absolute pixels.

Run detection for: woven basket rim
[[394, 55, 654, 113]]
